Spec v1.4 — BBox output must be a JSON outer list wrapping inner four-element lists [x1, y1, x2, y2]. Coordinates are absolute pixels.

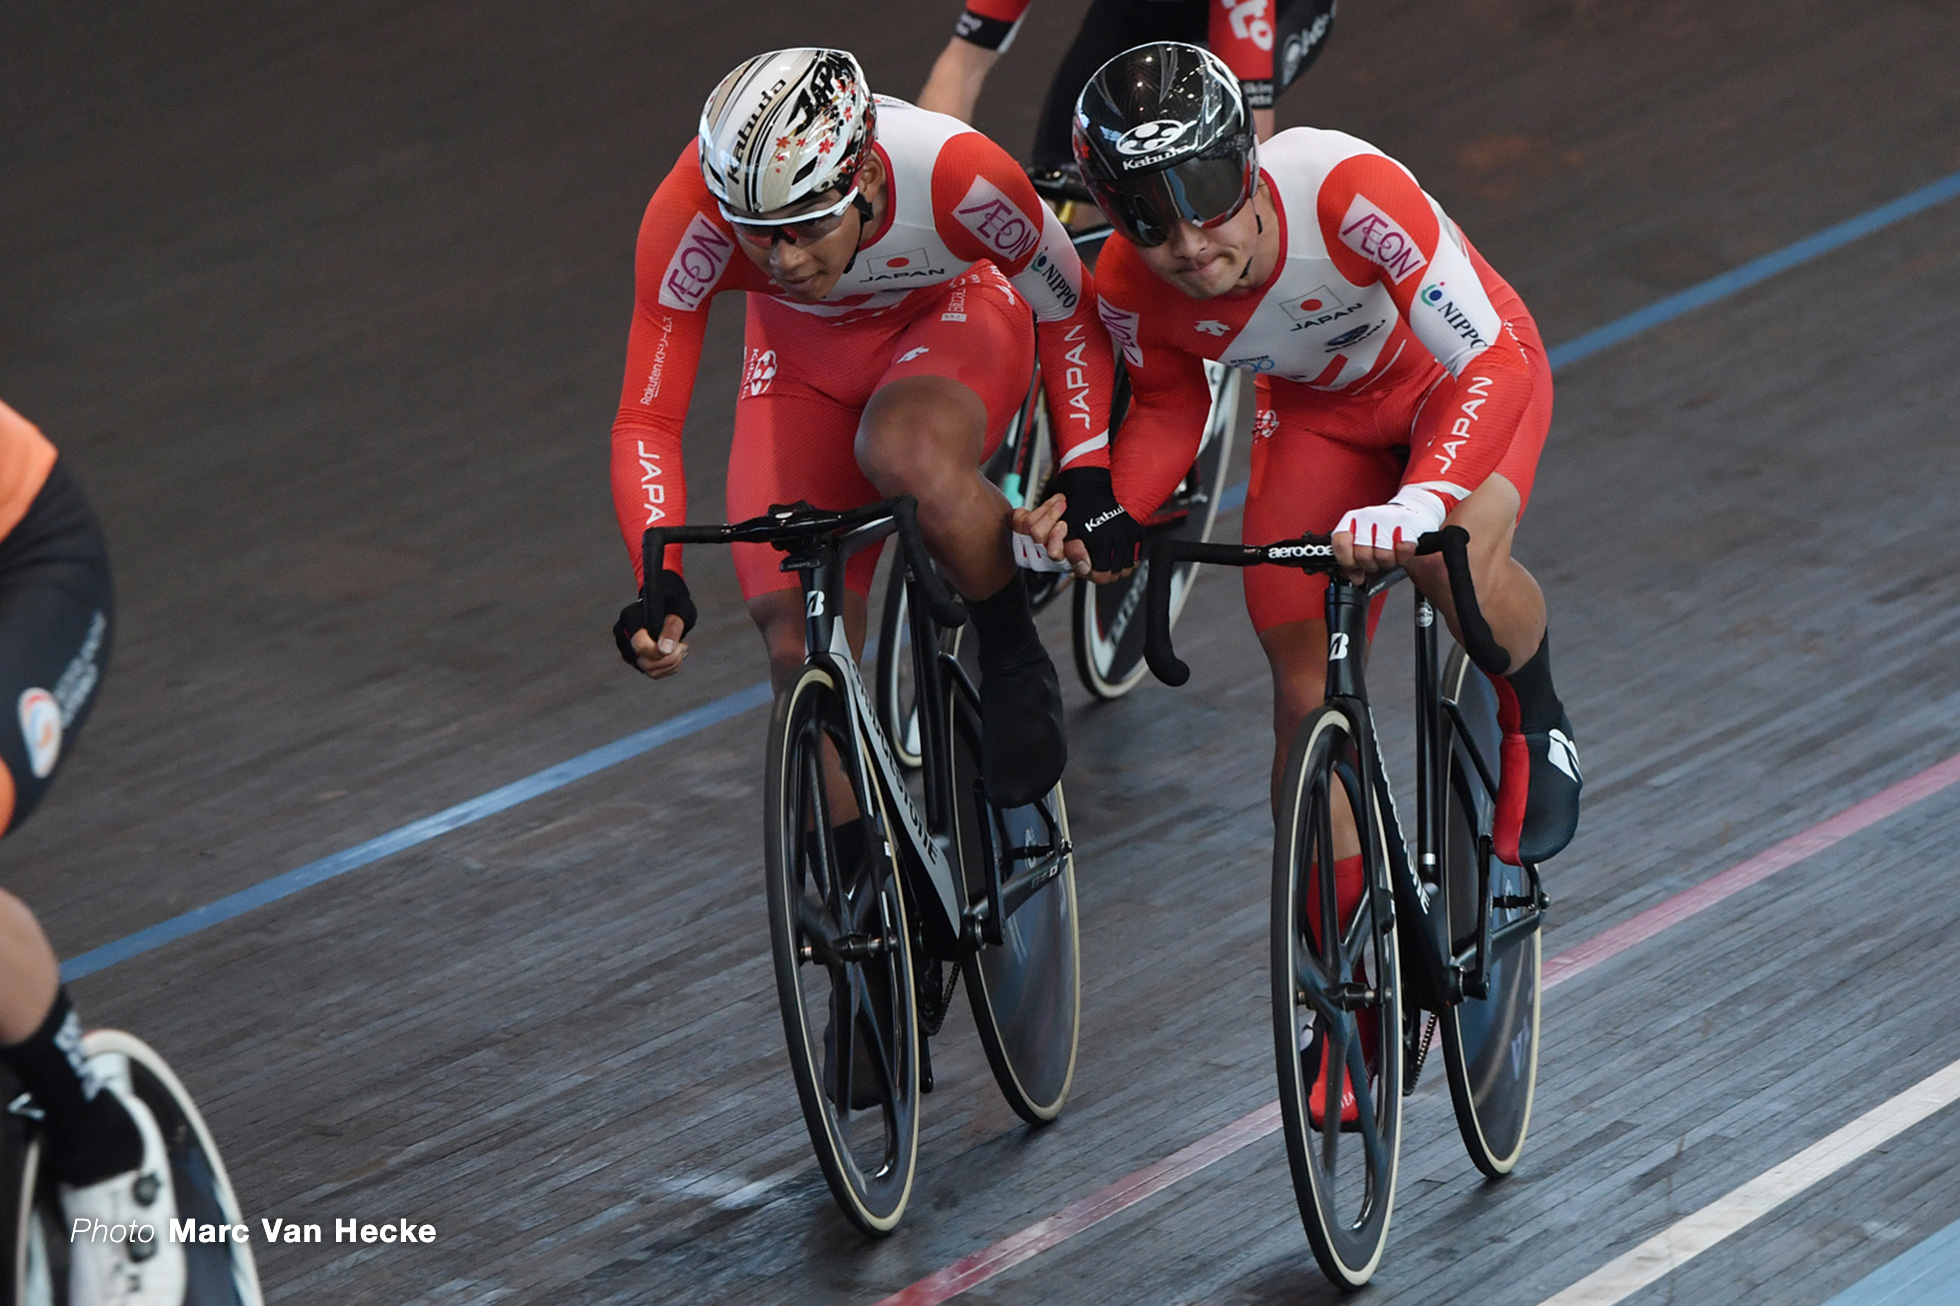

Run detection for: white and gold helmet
[[698, 48, 876, 218]]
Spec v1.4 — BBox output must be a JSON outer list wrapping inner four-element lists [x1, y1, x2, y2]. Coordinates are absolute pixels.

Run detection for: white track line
[[1537, 1058, 1960, 1305]]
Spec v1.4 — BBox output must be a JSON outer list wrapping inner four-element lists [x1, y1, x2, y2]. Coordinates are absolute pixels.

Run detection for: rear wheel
[[1436, 647, 1542, 1177], [1272, 705, 1402, 1288], [764, 665, 920, 1234], [1072, 361, 1245, 699], [876, 575, 961, 772], [944, 668, 1080, 1122]]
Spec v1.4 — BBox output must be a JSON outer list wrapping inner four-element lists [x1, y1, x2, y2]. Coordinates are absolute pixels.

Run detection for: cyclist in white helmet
[[609, 49, 1116, 826]]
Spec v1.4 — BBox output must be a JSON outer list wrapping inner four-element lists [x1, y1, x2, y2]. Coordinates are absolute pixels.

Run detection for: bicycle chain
[[1404, 1011, 1438, 1095], [916, 957, 961, 1038]]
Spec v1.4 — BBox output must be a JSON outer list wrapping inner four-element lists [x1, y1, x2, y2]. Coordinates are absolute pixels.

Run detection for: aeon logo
[[1115, 119, 1190, 156]]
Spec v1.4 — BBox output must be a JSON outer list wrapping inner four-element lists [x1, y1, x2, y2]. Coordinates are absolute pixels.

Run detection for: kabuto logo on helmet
[[1115, 119, 1191, 157], [699, 49, 874, 216]]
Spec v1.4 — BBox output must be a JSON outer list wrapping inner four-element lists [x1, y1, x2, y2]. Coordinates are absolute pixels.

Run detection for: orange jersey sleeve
[[930, 131, 1115, 468], [611, 146, 771, 582]]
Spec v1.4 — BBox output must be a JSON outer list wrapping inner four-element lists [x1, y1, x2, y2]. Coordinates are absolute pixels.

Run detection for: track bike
[[1, 1031, 263, 1305], [641, 499, 1079, 1235], [1142, 527, 1548, 1287], [873, 206, 1248, 757]]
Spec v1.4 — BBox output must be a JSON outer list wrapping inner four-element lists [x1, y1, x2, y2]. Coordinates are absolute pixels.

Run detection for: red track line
[[1540, 749, 1960, 990], [872, 750, 1960, 1306]]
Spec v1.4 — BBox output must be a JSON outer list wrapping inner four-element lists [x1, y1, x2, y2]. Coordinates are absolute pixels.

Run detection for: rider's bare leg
[[1403, 473, 1545, 672], [854, 375, 1013, 601], [749, 589, 870, 825], [0, 891, 58, 1043], [856, 374, 1063, 807], [1259, 617, 1363, 857]]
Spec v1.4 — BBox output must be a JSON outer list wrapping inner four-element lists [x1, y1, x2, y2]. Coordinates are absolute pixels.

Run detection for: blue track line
[[1818, 1218, 1960, 1306], [62, 683, 774, 980], [63, 168, 1960, 982]]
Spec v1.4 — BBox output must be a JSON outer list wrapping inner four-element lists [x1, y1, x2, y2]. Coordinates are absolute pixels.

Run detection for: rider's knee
[[749, 594, 810, 687], [856, 381, 983, 497], [1262, 624, 1331, 723]]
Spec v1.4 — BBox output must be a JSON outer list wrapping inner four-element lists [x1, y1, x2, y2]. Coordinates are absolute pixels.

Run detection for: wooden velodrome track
[[5, 1, 1960, 1301]]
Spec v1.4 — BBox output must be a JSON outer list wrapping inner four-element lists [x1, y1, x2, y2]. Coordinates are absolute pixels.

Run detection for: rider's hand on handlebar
[[614, 569, 698, 679], [623, 617, 690, 678], [1333, 487, 1450, 583], [1012, 492, 1138, 584]]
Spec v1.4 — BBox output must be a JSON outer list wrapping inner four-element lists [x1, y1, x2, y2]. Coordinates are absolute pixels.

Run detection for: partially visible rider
[[607, 49, 1115, 813], [0, 397, 187, 1305], [1022, 44, 1582, 871], [919, 0, 1339, 150]]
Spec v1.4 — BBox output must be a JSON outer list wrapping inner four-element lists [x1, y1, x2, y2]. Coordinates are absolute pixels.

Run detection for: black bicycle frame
[[1142, 528, 1546, 1015], [639, 497, 1066, 958]]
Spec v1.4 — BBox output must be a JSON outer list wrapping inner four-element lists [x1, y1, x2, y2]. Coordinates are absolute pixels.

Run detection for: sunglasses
[[720, 185, 862, 247]]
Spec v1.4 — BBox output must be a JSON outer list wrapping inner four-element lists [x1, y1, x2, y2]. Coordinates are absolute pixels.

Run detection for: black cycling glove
[[1053, 466, 1144, 575], [614, 569, 698, 670]]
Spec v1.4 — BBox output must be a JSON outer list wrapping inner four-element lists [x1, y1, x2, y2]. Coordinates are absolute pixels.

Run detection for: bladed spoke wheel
[[1271, 704, 1403, 1288], [764, 665, 919, 1234]]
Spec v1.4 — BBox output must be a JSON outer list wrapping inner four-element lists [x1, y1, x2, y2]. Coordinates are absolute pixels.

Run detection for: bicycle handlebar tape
[[1144, 536, 1193, 687], [640, 527, 673, 639], [893, 497, 967, 629], [1414, 527, 1509, 675]]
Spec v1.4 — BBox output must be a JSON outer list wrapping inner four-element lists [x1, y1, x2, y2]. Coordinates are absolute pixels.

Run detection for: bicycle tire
[[1013, 388, 1066, 614], [1435, 646, 1542, 1177], [8, 1032, 266, 1306], [764, 664, 920, 1234], [1272, 704, 1403, 1288], [1072, 361, 1247, 699], [875, 574, 927, 771], [944, 670, 1080, 1123]]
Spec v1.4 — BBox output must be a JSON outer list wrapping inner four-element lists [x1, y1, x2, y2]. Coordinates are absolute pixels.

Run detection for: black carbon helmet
[[1071, 42, 1257, 248]]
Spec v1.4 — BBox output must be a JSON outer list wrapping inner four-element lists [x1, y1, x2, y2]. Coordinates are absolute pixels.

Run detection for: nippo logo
[[954, 177, 1040, 263], [657, 213, 735, 312], [1420, 282, 1447, 306], [1115, 119, 1190, 157], [17, 688, 60, 779], [1337, 195, 1425, 284]]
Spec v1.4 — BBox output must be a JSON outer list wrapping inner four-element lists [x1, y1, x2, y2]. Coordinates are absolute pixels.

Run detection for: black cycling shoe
[[1516, 709, 1582, 865], [980, 652, 1067, 808]]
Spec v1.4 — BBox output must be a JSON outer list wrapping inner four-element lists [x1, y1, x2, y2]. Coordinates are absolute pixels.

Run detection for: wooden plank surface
[[3, 0, 1959, 1302]]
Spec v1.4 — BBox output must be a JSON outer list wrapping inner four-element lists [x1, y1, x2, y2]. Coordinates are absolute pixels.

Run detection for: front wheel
[[1272, 705, 1403, 1288], [1071, 361, 1244, 699], [1436, 647, 1542, 1177], [764, 665, 920, 1234], [945, 668, 1080, 1123], [9, 1031, 265, 1306]]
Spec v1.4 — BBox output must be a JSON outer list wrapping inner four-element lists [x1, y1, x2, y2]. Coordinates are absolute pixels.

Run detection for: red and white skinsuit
[[610, 97, 1114, 601], [1094, 126, 1553, 634]]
